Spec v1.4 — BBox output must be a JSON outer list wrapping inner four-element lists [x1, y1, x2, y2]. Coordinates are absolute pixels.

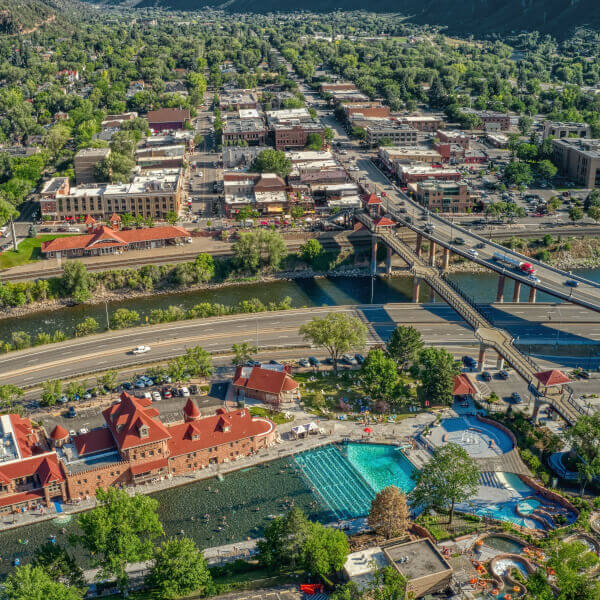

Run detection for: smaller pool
[[517, 498, 541, 515], [482, 535, 525, 555], [494, 557, 529, 578]]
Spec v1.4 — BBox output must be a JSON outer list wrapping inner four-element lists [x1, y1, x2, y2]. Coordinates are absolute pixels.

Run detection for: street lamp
[[104, 300, 110, 330]]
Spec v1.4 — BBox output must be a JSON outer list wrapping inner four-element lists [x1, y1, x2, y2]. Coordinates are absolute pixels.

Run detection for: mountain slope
[[133, 0, 600, 37], [0, 0, 63, 35]]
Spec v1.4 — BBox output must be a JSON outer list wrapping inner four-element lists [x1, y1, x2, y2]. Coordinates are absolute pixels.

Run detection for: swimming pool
[[293, 443, 416, 519], [517, 498, 541, 515]]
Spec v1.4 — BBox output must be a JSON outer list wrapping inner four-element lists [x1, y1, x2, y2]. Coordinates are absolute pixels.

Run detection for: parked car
[[355, 353, 365, 364], [58, 395, 68, 404], [462, 356, 477, 368], [342, 354, 358, 365], [481, 371, 492, 382], [151, 391, 162, 402], [298, 358, 310, 367], [189, 384, 199, 395], [497, 369, 509, 380], [180, 386, 191, 398], [162, 387, 173, 399], [308, 356, 321, 367], [79, 427, 89, 435], [67, 406, 77, 418], [83, 390, 93, 400], [122, 382, 133, 390], [134, 379, 147, 389], [132, 345, 151, 354], [511, 392, 523, 404], [579, 371, 591, 379]]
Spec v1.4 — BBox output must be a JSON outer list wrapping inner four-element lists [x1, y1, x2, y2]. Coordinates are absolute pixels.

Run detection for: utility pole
[[10, 219, 17, 251]]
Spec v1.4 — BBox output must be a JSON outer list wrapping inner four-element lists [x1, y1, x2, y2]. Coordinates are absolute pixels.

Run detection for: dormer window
[[139, 424, 149, 438]]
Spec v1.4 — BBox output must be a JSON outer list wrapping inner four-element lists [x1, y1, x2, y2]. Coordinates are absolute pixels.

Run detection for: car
[[497, 370, 509, 380], [481, 371, 492, 382], [83, 390, 93, 400], [122, 382, 133, 390], [298, 358, 310, 367], [171, 386, 180, 396], [467, 248, 479, 257], [462, 356, 477, 368], [162, 387, 173, 398], [134, 379, 147, 389], [69, 429, 76, 437], [528, 274, 540, 283], [453, 237, 466, 245], [511, 392, 523, 404], [355, 353, 365, 364], [58, 395, 68, 404], [308, 356, 321, 367], [132, 345, 151, 354], [151, 391, 162, 402], [79, 427, 89, 435], [564, 279, 579, 287], [475, 242, 485, 249], [189, 384, 199, 395], [245, 359, 261, 367], [342, 354, 358, 365], [67, 406, 77, 418], [180, 386, 190, 397]]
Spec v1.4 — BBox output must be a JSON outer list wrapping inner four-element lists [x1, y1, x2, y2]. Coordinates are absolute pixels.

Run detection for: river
[[2, 268, 600, 341]]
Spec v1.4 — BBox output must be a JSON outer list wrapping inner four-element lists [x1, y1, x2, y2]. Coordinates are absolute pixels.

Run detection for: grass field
[[0, 234, 71, 269], [249, 406, 295, 424]]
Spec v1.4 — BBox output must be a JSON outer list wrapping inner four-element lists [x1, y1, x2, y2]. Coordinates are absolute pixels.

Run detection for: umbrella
[[364, 427, 372, 433]]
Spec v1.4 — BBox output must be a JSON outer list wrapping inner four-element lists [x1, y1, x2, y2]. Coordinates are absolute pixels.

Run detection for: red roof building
[[534, 369, 571, 388], [40, 225, 190, 259], [373, 216, 396, 228], [453, 374, 477, 398], [233, 366, 300, 407], [147, 108, 190, 132]]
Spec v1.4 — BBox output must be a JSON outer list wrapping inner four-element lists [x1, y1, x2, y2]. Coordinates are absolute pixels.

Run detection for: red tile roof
[[41, 225, 189, 254], [167, 408, 273, 457], [50, 425, 69, 441], [9, 415, 42, 458], [0, 453, 64, 485], [130, 457, 168, 476], [233, 367, 298, 396], [183, 398, 201, 418], [453, 374, 477, 396], [373, 217, 395, 227], [147, 108, 190, 124], [534, 369, 571, 386], [73, 428, 117, 456], [0, 490, 44, 508], [366, 193, 382, 205], [103, 393, 171, 451]]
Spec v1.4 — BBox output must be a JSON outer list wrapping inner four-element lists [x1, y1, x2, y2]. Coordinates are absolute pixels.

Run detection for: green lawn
[[0, 234, 72, 269], [249, 406, 295, 424]]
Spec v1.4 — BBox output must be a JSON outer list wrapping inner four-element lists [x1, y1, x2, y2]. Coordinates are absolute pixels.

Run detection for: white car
[[132, 345, 151, 355], [180, 386, 190, 398], [528, 274, 540, 283], [79, 428, 89, 435], [151, 391, 162, 402], [467, 248, 479, 257]]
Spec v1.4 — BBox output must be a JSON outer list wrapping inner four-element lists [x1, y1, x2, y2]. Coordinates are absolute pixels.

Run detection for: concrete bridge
[[357, 211, 584, 425]]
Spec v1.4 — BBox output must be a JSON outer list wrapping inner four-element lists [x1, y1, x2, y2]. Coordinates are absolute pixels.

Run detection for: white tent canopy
[[305, 422, 319, 432], [292, 425, 306, 435]]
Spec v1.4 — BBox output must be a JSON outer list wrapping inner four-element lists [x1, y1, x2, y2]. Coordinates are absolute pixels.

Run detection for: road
[[1, 303, 599, 389]]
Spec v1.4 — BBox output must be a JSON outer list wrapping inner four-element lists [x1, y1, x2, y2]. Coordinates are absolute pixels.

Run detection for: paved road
[[2, 302, 598, 389]]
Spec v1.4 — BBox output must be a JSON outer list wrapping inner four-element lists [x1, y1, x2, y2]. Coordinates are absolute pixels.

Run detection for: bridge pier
[[429, 240, 436, 267], [416, 234, 423, 258], [385, 246, 393, 274], [429, 284, 436, 303], [512, 281, 522, 303], [496, 354, 505, 370], [496, 275, 505, 303], [412, 276, 421, 302], [478, 344, 487, 372], [528, 286, 537, 303], [371, 238, 378, 275], [531, 397, 543, 424], [442, 247, 450, 271]]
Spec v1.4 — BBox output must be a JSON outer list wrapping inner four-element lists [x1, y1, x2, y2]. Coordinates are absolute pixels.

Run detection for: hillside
[[132, 0, 600, 37], [0, 0, 65, 35]]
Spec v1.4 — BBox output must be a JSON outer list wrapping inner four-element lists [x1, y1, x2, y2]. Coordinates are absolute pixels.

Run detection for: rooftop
[[223, 118, 266, 134], [383, 538, 452, 581]]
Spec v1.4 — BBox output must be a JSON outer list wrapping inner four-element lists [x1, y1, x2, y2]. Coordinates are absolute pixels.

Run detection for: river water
[[2, 268, 600, 340]]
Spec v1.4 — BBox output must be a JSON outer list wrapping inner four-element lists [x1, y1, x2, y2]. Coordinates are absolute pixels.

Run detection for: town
[[0, 6, 600, 600]]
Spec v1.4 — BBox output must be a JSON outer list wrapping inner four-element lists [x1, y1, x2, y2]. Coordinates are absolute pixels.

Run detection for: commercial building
[[222, 118, 268, 146], [396, 114, 444, 132], [40, 222, 191, 259], [343, 103, 390, 121], [219, 90, 260, 111], [135, 145, 185, 170], [365, 122, 419, 147], [395, 164, 461, 185], [462, 109, 511, 131], [320, 82, 357, 93], [39, 169, 183, 220], [408, 179, 479, 214], [543, 120, 591, 140], [222, 146, 270, 168], [265, 109, 324, 150], [379, 146, 442, 170], [552, 138, 600, 188], [147, 108, 190, 132], [434, 141, 465, 163], [233, 365, 300, 407], [74, 147, 111, 184], [223, 172, 290, 217], [101, 112, 139, 130], [437, 129, 470, 149]]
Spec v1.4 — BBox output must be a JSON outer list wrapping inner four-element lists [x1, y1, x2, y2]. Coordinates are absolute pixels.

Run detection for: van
[[135, 390, 152, 400], [67, 226, 80, 232]]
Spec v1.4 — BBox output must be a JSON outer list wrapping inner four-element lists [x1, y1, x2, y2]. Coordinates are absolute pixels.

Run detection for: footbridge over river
[[356, 211, 584, 425]]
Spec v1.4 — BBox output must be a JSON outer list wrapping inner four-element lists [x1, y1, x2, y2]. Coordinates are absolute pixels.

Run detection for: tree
[[0, 196, 19, 226], [299, 313, 367, 373], [588, 205, 600, 223], [99, 370, 118, 391], [360, 349, 400, 405], [569, 206, 584, 223], [165, 211, 178, 225], [2, 565, 82, 600], [61, 261, 92, 303], [0, 384, 23, 413], [41, 380, 62, 406], [183, 346, 213, 378], [110, 308, 139, 329], [300, 522, 349, 578], [33, 542, 84, 589], [547, 196, 562, 214], [76, 487, 164, 592], [416, 347, 460, 405], [564, 413, 600, 494], [258, 507, 310, 569], [369, 565, 407, 600], [331, 582, 363, 600], [536, 159, 558, 180], [147, 538, 212, 599], [518, 115, 533, 135], [235, 206, 260, 222], [410, 443, 479, 524], [74, 317, 99, 337], [233, 230, 287, 272], [232, 342, 257, 365], [305, 132, 323, 151], [250, 149, 291, 178], [386, 325, 424, 370], [323, 127, 334, 145], [503, 161, 533, 187], [515, 143, 538, 162], [368, 486, 410, 539], [195, 253, 215, 282], [300, 238, 323, 265]]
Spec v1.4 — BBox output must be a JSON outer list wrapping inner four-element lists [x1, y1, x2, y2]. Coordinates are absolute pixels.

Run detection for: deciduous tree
[[386, 325, 424, 370], [368, 485, 410, 539]]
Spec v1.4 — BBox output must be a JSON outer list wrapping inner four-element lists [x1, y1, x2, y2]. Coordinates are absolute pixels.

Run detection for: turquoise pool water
[[293, 443, 417, 519], [518, 498, 541, 515]]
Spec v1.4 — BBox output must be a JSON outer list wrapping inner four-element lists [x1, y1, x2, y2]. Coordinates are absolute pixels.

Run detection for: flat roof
[[384, 539, 452, 581], [344, 547, 388, 578]]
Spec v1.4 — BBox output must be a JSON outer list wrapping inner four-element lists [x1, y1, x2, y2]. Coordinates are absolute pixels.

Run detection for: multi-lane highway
[[1, 303, 598, 388]]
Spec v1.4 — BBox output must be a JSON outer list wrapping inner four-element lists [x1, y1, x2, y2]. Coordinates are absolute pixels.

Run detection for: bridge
[[356, 211, 584, 424]]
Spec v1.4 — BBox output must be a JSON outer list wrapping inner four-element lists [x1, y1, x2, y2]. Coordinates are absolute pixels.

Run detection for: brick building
[[343, 103, 390, 120], [147, 108, 190, 132], [74, 147, 111, 184], [266, 109, 324, 150], [552, 138, 600, 188], [222, 118, 268, 146], [233, 366, 300, 407], [408, 179, 479, 214], [462, 110, 511, 131], [395, 164, 461, 185], [365, 122, 418, 147], [542, 120, 591, 140], [396, 115, 444, 132]]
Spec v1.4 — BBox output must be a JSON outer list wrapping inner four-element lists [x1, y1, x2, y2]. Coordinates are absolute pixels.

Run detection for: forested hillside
[[132, 0, 600, 37], [0, 0, 62, 35]]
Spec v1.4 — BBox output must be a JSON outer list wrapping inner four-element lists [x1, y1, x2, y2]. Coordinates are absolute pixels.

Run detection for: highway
[[1, 303, 598, 389]]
